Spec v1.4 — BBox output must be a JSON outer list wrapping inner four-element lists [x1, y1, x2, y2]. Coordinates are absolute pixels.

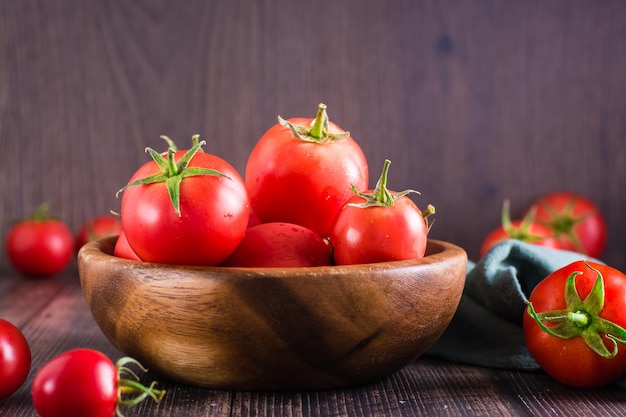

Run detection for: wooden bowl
[[78, 237, 467, 391]]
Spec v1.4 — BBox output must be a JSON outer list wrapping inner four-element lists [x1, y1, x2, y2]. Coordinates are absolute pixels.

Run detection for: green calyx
[[538, 197, 588, 253], [115, 357, 165, 417], [278, 103, 350, 144], [117, 135, 230, 217], [347, 159, 435, 225], [500, 200, 549, 243], [526, 261, 626, 359]]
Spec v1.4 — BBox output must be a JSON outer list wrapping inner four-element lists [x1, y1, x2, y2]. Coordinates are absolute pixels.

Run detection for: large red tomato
[[245, 103, 368, 238], [119, 136, 249, 266], [330, 159, 433, 265], [529, 192, 607, 258], [524, 261, 626, 388], [5, 204, 73, 277]]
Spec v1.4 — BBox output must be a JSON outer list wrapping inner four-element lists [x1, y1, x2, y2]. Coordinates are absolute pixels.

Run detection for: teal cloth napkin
[[425, 239, 626, 386]]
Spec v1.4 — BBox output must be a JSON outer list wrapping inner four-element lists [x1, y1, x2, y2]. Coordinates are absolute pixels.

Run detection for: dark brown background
[[1, 1, 625, 271]]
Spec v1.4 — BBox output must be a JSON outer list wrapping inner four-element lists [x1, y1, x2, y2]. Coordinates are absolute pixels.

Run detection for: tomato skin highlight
[[0, 319, 31, 399], [6, 219, 73, 277], [530, 192, 607, 258], [121, 150, 249, 266], [330, 193, 428, 265], [222, 222, 332, 267], [523, 261, 626, 388], [245, 115, 368, 238], [32, 349, 118, 417]]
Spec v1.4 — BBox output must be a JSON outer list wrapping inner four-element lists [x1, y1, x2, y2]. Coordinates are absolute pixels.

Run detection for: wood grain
[[1, 1, 625, 272], [2, 266, 626, 416], [78, 237, 467, 390]]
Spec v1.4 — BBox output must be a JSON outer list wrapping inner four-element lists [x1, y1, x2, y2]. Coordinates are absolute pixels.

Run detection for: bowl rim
[[79, 236, 467, 277]]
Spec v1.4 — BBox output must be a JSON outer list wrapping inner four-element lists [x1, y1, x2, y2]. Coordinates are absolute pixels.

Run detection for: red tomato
[[0, 319, 31, 399], [524, 261, 626, 388], [330, 159, 432, 265], [75, 215, 122, 251], [5, 205, 73, 277], [529, 192, 607, 258], [32, 349, 164, 417], [113, 230, 141, 261], [480, 200, 562, 257], [245, 103, 368, 238], [221, 222, 332, 267], [119, 137, 249, 266]]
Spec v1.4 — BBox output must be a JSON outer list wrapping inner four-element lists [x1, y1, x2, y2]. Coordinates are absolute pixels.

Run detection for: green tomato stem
[[277, 103, 350, 143], [115, 357, 165, 417], [309, 103, 328, 139]]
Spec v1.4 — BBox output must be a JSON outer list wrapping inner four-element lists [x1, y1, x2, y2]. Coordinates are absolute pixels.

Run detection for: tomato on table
[[528, 191, 607, 258], [329, 159, 434, 265], [221, 222, 332, 267], [245, 103, 369, 238], [118, 135, 249, 266], [0, 319, 31, 399], [524, 261, 626, 388], [32, 348, 164, 417], [480, 200, 562, 257], [5, 204, 74, 277]]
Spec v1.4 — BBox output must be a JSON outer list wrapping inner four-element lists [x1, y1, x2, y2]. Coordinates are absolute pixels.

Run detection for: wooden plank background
[[1, 1, 625, 270]]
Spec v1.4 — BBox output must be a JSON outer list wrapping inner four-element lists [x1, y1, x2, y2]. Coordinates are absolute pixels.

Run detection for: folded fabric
[[425, 239, 626, 386]]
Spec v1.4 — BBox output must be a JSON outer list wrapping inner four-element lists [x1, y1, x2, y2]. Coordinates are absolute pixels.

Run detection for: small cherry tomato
[[5, 204, 73, 277], [32, 349, 165, 417], [330, 159, 433, 265], [75, 215, 122, 251], [524, 261, 626, 388], [221, 222, 332, 267], [0, 319, 31, 399]]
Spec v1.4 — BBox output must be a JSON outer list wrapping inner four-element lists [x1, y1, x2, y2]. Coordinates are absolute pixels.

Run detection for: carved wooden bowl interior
[[78, 236, 467, 391]]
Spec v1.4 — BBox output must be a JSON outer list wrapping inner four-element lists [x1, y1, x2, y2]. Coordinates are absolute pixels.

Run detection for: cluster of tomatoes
[[5, 205, 122, 277], [479, 191, 607, 259], [477, 191, 626, 388], [114, 103, 434, 268], [0, 318, 164, 416]]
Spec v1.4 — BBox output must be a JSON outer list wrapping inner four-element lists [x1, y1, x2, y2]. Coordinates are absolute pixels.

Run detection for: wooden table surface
[[1, 262, 625, 417]]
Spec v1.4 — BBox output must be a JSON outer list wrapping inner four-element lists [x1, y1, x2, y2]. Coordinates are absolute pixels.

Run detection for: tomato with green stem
[[528, 191, 607, 258], [479, 200, 562, 257], [0, 319, 31, 399], [329, 159, 434, 265], [32, 348, 164, 417], [118, 135, 249, 266], [5, 204, 74, 277], [524, 261, 626, 388], [245, 103, 369, 238]]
